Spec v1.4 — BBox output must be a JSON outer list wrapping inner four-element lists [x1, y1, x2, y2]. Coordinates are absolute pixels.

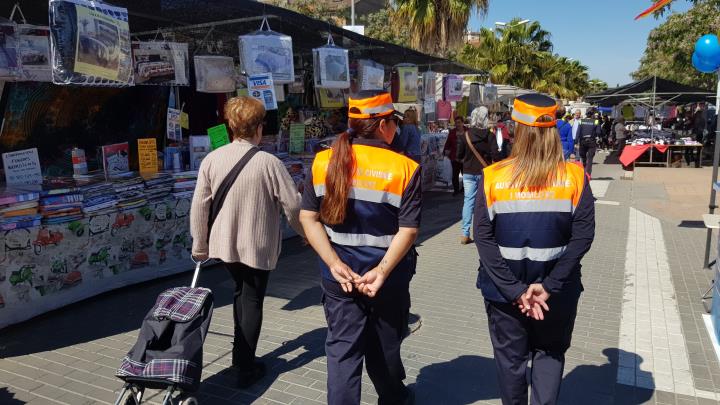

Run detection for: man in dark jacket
[[556, 106, 573, 159], [457, 106, 500, 245], [577, 111, 602, 176], [444, 116, 466, 196]]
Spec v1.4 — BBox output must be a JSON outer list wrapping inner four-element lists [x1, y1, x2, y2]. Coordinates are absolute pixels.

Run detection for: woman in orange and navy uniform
[[474, 94, 595, 405], [300, 90, 421, 405]]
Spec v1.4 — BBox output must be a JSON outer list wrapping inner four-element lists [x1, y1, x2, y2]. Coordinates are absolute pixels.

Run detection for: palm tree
[[587, 79, 608, 94], [393, 0, 489, 57], [458, 20, 591, 99]]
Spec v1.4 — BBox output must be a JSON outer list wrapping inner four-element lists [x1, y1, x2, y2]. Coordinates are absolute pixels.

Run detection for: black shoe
[[236, 361, 266, 389]]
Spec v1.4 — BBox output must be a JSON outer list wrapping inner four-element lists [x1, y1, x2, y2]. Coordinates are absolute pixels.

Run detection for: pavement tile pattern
[[1, 156, 720, 404]]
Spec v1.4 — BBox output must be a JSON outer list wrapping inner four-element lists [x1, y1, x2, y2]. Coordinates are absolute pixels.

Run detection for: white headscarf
[[470, 106, 489, 129]]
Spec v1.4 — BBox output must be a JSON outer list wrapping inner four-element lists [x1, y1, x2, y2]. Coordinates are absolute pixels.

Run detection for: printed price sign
[[289, 124, 305, 154], [2, 148, 42, 185], [248, 73, 278, 110], [137, 138, 158, 173], [208, 124, 230, 150]]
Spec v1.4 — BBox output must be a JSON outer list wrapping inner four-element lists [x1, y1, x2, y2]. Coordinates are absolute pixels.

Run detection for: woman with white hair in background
[[456, 106, 500, 245]]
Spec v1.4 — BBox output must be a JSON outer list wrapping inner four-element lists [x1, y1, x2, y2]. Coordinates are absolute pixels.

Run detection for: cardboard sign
[[2, 148, 42, 185], [248, 73, 278, 110], [180, 112, 189, 130], [208, 124, 230, 150], [167, 108, 182, 141], [137, 138, 158, 173], [289, 124, 305, 154]]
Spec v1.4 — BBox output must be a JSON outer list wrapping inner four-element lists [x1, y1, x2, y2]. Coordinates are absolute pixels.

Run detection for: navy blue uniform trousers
[[485, 289, 581, 405], [321, 277, 411, 405]]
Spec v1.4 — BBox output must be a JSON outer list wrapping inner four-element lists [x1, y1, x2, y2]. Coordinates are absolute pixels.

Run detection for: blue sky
[[469, 0, 692, 87]]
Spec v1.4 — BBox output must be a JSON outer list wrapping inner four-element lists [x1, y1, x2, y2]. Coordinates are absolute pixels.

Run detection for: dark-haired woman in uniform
[[300, 91, 421, 405]]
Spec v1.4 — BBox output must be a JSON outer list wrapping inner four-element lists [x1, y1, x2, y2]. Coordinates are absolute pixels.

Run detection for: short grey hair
[[470, 106, 489, 129]]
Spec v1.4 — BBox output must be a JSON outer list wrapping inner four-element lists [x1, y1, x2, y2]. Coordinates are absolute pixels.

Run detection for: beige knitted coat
[[190, 139, 304, 270]]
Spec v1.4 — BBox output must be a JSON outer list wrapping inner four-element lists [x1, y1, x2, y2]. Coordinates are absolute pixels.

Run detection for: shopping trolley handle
[[190, 256, 211, 288]]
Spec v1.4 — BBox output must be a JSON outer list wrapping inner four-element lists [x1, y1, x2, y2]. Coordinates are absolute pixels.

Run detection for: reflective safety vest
[[311, 140, 420, 280], [477, 161, 587, 302]]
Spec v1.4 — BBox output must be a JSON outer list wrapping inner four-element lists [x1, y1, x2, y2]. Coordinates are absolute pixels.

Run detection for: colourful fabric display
[[436, 100, 452, 121]]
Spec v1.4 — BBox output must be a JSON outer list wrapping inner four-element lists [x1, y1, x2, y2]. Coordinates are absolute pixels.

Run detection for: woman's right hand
[[329, 259, 359, 293]]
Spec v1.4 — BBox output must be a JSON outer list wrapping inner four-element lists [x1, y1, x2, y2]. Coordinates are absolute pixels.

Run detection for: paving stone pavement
[[2, 155, 720, 404]]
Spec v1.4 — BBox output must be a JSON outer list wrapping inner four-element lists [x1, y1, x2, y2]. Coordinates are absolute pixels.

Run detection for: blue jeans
[[462, 174, 482, 237]]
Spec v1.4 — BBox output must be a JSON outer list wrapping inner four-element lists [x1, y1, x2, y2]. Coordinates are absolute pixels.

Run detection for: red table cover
[[619, 144, 669, 166]]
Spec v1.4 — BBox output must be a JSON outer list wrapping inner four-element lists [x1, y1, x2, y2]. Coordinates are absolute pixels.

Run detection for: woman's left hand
[[355, 268, 387, 298]]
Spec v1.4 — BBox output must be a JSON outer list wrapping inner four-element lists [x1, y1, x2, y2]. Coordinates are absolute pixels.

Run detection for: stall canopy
[[1, 0, 482, 75], [585, 76, 714, 107]]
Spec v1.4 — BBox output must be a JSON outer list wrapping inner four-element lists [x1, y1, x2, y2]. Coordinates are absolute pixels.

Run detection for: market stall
[[0, 0, 482, 329], [587, 76, 714, 169]]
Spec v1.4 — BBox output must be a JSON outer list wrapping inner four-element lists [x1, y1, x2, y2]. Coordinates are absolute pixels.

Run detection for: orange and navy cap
[[511, 93, 558, 128], [348, 90, 403, 120]]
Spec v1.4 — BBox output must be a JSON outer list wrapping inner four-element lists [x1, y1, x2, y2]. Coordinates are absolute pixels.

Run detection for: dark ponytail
[[320, 131, 355, 225]]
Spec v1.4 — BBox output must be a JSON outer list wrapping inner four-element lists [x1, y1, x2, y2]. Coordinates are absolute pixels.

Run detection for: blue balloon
[[695, 34, 720, 60], [692, 52, 718, 74]]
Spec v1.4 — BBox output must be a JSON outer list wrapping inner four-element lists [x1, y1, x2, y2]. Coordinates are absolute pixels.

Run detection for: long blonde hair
[[498, 117, 566, 189]]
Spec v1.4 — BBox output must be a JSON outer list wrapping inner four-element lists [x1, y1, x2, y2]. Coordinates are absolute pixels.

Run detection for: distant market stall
[[586, 76, 714, 168], [0, 0, 483, 328]]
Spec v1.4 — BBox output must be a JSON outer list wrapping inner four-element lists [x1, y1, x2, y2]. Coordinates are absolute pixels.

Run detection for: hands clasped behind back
[[515, 283, 551, 321], [329, 259, 386, 298]]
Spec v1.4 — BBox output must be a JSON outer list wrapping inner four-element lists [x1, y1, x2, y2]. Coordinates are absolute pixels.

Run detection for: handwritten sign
[[2, 148, 42, 185], [289, 124, 305, 154], [208, 124, 230, 150], [137, 138, 158, 173], [248, 74, 278, 110]]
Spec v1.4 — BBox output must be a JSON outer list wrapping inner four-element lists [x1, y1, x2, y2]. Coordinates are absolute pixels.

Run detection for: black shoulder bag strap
[[206, 147, 259, 242]]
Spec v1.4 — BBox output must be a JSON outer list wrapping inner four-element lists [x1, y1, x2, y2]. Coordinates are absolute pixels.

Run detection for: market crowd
[[191, 91, 596, 405]]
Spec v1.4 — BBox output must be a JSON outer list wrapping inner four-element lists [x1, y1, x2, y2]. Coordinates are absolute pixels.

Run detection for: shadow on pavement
[[560, 349, 653, 405], [411, 355, 499, 404], [0, 388, 24, 405], [201, 327, 327, 401], [281, 285, 321, 311], [410, 349, 654, 405], [678, 220, 706, 229]]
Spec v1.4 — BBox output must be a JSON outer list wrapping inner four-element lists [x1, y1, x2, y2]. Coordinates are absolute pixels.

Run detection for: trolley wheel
[[180, 397, 198, 405], [115, 385, 144, 405]]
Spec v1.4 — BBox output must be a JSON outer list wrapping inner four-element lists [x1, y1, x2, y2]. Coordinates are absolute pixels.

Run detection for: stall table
[[619, 143, 703, 168]]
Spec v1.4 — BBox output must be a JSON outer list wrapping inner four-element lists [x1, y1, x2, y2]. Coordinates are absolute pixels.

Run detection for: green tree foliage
[[588, 79, 609, 93], [459, 19, 591, 100], [393, 0, 489, 57], [265, 0, 345, 25], [360, 7, 410, 46], [633, 0, 720, 89]]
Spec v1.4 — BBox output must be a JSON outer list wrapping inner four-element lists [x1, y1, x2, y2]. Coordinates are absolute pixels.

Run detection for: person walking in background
[[457, 106, 499, 245], [392, 107, 422, 163], [474, 94, 595, 405], [614, 117, 627, 158], [556, 105, 574, 159], [190, 96, 305, 388], [300, 91, 421, 405], [571, 109, 582, 147], [577, 111, 602, 176], [445, 116, 466, 196]]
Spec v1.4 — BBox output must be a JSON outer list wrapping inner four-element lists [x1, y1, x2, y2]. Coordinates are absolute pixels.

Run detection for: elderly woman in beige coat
[[190, 96, 304, 388]]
